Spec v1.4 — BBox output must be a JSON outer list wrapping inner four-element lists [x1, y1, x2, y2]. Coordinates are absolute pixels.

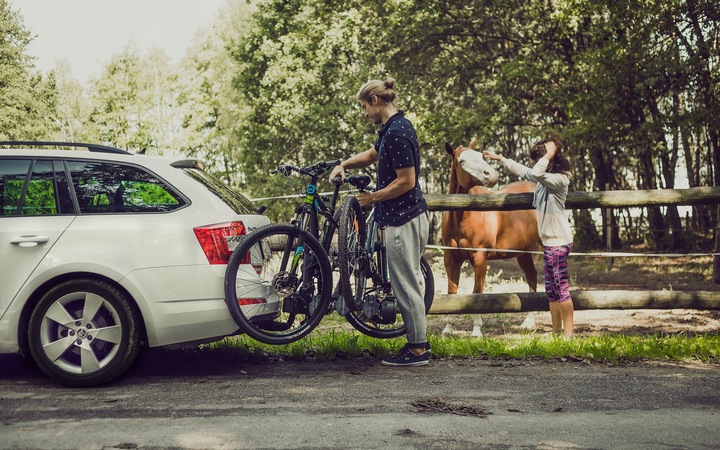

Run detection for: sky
[[9, 0, 226, 83]]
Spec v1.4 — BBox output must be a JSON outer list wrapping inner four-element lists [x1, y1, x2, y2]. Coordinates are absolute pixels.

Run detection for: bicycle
[[335, 182, 434, 339], [223, 160, 342, 345], [223, 160, 434, 345]]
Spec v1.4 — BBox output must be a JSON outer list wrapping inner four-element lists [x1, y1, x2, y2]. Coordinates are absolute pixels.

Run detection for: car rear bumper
[[121, 264, 280, 347]]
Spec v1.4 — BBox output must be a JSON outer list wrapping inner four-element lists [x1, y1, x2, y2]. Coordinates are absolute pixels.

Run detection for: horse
[[441, 138, 541, 337]]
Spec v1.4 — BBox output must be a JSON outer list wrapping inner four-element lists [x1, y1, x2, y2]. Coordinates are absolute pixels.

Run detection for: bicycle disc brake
[[271, 272, 297, 297]]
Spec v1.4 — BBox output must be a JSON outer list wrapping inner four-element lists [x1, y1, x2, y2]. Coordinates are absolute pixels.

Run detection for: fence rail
[[424, 186, 720, 211], [423, 186, 720, 312], [429, 291, 720, 314]]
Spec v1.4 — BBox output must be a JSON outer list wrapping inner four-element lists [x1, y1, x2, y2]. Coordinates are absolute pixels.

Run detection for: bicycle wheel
[[336, 196, 367, 311], [344, 256, 434, 339], [224, 223, 332, 345]]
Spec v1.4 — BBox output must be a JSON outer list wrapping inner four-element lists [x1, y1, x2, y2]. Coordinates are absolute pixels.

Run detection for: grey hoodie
[[499, 156, 573, 247]]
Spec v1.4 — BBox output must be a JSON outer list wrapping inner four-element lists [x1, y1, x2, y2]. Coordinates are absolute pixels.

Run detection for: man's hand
[[328, 164, 345, 183], [356, 191, 375, 208]]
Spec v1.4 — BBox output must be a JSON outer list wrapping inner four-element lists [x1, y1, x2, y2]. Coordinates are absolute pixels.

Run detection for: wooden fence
[[424, 186, 720, 314]]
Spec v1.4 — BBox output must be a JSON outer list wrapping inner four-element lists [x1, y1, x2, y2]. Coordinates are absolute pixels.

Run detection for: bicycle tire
[[336, 196, 367, 311], [224, 223, 332, 345], [344, 256, 434, 339]]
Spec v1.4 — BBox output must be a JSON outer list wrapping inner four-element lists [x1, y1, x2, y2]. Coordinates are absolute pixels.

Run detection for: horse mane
[[448, 161, 463, 194]]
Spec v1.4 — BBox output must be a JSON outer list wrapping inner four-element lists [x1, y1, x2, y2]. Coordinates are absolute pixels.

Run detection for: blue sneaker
[[381, 345, 429, 367]]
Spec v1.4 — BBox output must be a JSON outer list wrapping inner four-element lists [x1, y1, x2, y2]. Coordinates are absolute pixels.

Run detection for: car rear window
[[68, 160, 187, 213], [184, 168, 257, 215]]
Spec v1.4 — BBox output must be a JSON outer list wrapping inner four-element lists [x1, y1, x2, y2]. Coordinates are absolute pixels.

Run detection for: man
[[328, 78, 430, 366]]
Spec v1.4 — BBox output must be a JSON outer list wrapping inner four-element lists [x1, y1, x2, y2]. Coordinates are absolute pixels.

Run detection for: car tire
[[28, 279, 141, 387]]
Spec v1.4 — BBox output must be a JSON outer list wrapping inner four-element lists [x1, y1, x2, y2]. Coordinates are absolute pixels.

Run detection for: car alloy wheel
[[28, 279, 141, 387]]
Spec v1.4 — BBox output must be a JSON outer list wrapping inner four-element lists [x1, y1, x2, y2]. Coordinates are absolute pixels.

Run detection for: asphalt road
[[1, 350, 719, 449]]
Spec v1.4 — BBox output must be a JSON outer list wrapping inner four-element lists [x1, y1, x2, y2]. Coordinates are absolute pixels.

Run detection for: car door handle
[[10, 235, 50, 247]]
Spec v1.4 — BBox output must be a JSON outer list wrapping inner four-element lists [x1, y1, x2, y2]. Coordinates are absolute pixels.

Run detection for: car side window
[[0, 159, 32, 216], [0, 159, 66, 216], [22, 160, 59, 215], [67, 160, 186, 213]]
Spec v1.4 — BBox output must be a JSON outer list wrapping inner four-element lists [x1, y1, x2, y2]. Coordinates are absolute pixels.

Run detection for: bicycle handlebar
[[272, 160, 341, 178]]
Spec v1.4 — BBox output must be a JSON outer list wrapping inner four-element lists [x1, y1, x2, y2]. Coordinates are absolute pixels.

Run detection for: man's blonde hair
[[356, 78, 398, 105]]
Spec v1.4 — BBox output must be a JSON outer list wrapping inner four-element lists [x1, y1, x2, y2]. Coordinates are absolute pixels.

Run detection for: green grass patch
[[204, 330, 720, 365]]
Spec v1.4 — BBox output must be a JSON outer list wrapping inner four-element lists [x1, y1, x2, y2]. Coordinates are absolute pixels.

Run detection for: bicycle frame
[[283, 171, 342, 281], [363, 207, 392, 299]]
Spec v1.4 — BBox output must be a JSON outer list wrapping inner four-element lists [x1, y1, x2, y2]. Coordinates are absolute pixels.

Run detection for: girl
[[483, 134, 574, 337]]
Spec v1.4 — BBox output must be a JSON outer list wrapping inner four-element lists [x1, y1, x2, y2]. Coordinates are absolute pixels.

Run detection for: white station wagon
[[0, 142, 271, 386]]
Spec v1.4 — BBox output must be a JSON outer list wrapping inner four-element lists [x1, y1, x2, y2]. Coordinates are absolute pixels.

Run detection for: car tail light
[[237, 298, 267, 306], [193, 221, 249, 265]]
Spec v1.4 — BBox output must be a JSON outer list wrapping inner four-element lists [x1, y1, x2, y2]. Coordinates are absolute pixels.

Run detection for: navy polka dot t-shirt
[[374, 111, 428, 227]]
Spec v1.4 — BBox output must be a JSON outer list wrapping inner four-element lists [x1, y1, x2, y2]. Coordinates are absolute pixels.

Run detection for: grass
[[195, 252, 720, 366], [202, 330, 720, 365]]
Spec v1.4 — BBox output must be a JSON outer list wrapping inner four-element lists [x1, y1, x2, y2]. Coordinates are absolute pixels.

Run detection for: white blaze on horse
[[441, 138, 541, 337]]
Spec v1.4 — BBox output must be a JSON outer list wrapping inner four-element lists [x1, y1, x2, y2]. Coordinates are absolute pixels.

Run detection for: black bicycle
[[335, 184, 434, 339], [223, 160, 344, 344], [224, 160, 433, 344]]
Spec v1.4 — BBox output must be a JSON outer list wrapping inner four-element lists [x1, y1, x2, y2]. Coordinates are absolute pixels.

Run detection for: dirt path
[[423, 250, 720, 337], [3, 354, 720, 449]]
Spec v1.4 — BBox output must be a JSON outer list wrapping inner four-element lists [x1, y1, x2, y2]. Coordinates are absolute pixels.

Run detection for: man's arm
[[328, 147, 379, 181], [356, 166, 415, 208]]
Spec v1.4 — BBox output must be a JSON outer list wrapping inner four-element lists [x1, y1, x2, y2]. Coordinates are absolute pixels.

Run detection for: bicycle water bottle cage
[[347, 175, 372, 192]]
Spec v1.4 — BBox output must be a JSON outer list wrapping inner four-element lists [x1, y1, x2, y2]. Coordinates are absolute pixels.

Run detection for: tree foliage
[[223, 0, 718, 249], [0, 0, 57, 140], [6, 0, 719, 251], [86, 45, 180, 154]]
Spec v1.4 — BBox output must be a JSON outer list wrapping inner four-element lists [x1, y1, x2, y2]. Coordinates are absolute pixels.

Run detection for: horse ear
[[445, 142, 454, 156], [469, 136, 478, 149]]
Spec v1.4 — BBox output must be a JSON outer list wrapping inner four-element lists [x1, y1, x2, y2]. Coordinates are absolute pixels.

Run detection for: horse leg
[[517, 253, 539, 330], [470, 251, 488, 338], [442, 250, 463, 337]]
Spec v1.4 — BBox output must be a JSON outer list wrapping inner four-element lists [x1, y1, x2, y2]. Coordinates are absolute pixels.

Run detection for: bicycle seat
[[347, 175, 372, 191]]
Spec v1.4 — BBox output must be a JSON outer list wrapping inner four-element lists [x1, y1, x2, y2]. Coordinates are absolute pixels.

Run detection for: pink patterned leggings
[[544, 244, 573, 303]]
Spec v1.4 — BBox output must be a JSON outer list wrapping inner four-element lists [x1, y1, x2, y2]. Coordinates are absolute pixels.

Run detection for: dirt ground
[[422, 249, 720, 337]]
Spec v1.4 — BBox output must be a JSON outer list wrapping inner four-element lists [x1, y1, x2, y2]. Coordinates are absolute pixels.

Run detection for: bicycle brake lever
[[275, 165, 292, 176]]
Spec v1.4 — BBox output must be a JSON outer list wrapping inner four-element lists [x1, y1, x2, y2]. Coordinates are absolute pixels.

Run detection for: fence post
[[714, 205, 720, 284], [605, 183, 614, 272]]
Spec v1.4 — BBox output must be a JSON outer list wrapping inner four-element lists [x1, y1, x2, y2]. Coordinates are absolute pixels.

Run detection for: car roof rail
[[0, 141, 133, 155]]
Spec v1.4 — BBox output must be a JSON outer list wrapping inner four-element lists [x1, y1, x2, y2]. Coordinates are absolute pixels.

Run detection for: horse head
[[445, 137, 499, 193]]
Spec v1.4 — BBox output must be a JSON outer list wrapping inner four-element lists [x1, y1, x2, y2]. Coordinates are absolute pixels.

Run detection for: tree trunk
[[715, 205, 720, 284], [638, 147, 667, 248]]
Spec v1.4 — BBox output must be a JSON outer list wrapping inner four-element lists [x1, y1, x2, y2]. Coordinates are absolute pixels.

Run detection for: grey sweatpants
[[385, 212, 429, 346]]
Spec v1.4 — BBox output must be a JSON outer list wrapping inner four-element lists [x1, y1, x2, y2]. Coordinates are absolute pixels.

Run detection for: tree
[[52, 61, 95, 143], [227, 0, 391, 219], [87, 45, 180, 154], [175, 0, 258, 186], [0, 0, 57, 140]]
